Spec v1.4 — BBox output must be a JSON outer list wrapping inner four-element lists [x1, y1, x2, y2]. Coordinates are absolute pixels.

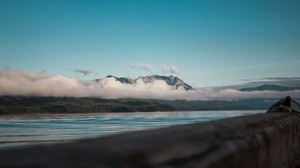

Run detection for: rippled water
[[0, 110, 264, 149]]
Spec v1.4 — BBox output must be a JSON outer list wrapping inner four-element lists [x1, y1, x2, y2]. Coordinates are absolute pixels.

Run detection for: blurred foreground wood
[[0, 112, 300, 168]]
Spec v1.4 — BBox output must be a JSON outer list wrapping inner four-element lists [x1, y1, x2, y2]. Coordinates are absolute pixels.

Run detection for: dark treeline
[[0, 96, 275, 114]]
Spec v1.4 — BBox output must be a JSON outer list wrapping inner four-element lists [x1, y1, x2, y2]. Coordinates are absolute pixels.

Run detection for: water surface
[[0, 110, 264, 149]]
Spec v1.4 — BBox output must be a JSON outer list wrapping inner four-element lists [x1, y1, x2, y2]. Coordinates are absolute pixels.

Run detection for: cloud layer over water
[[0, 70, 299, 100]]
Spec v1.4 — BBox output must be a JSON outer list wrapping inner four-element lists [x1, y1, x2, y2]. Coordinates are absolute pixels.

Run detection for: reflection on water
[[0, 110, 264, 148]]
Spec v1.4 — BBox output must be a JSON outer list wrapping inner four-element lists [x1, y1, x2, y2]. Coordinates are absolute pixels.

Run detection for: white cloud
[[129, 62, 153, 72], [162, 66, 180, 75], [71, 68, 93, 76], [0, 70, 300, 100]]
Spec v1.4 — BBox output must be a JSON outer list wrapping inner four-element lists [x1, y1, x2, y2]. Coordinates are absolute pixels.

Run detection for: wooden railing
[[1, 112, 300, 168]]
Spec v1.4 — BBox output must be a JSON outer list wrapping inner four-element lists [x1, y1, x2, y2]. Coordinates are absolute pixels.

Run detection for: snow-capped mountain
[[96, 75, 193, 90]]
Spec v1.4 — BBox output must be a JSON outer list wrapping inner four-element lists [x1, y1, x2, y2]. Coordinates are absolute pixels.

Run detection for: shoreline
[[0, 96, 273, 114]]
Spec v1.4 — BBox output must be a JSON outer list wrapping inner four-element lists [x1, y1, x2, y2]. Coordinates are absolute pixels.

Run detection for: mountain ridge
[[239, 84, 300, 92], [95, 75, 193, 91]]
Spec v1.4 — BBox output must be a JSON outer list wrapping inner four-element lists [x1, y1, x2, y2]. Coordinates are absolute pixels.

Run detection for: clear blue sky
[[1, 0, 300, 87]]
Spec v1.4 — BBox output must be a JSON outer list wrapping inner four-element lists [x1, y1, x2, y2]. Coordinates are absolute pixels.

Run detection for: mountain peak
[[138, 75, 193, 90], [97, 75, 193, 90]]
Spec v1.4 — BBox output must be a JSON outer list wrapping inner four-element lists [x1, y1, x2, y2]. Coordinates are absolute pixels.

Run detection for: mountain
[[96, 75, 193, 91], [239, 84, 299, 92], [215, 78, 300, 91], [105, 75, 135, 84]]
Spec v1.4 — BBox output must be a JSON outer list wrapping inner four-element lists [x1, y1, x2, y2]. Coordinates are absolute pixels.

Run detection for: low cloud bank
[[0, 70, 299, 100]]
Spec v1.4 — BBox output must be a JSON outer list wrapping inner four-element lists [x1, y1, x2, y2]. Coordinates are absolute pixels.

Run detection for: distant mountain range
[[239, 84, 300, 92], [95, 75, 193, 91], [94, 75, 300, 92]]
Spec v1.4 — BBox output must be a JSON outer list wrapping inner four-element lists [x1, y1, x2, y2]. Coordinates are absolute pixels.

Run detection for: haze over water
[[0, 110, 264, 149]]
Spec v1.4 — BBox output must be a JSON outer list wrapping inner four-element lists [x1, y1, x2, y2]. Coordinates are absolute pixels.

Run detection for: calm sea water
[[0, 110, 264, 149]]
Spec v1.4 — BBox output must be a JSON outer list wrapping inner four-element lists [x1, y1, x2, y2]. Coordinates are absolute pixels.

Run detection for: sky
[[1, 0, 300, 88]]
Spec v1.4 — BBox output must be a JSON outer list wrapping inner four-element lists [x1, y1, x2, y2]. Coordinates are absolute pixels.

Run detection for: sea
[[0, 110, 264, 149]]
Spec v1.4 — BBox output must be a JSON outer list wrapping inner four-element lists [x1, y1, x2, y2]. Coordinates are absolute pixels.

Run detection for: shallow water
[[0, 110, 264, 149]]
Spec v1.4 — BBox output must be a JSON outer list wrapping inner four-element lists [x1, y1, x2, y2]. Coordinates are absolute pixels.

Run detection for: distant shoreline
[[0, 96, 274, 114]]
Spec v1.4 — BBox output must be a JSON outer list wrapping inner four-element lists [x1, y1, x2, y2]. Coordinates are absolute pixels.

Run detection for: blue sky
[[1, 0, 300, 87]]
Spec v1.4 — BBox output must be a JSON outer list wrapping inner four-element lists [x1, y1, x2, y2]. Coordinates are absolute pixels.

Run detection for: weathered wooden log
[[0, 112, 300, 168]]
